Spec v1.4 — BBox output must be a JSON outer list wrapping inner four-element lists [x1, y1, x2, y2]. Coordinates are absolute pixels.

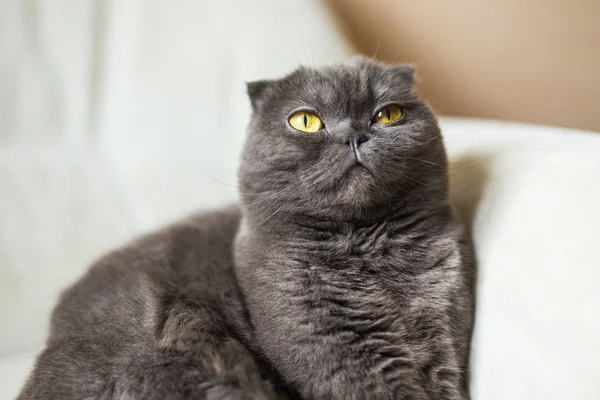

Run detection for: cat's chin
[[335, 165, 380, 208], [339, 163, 372, 190], [344, 163, 372, 179]]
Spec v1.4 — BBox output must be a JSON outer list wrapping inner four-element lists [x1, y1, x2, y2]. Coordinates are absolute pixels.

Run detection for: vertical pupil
[[304, 114, 308, 127], [386, 108, 391, 121]]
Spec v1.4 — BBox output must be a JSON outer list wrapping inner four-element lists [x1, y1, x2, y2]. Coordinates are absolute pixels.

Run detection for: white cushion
[[0, 351, 37, 400], [444, 118, 600, 400]]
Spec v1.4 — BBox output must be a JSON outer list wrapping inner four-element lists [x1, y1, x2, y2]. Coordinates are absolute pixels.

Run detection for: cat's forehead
[[281, 60, 414, 107]]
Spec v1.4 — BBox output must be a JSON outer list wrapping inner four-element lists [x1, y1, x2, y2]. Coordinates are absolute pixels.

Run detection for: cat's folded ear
[[388, 64, 416, 86], [246, 80, 275, 112]]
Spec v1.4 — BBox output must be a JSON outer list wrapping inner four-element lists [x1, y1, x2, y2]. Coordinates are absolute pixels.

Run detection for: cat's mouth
[[343, 149, 372, 177]]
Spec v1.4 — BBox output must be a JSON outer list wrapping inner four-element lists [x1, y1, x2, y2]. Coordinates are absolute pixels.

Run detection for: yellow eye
[[288, 111, 323, 133], [373, 104, 403, 124]]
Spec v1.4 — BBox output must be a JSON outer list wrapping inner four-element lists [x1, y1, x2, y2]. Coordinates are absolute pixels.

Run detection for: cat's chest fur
[[284, 222, 449, 284], [237, 220, 459, 344], [281, 226, 440, 306]]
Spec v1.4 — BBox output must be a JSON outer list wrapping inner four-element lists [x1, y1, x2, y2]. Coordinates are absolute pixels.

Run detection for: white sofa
[[1, 1, 599, 398]]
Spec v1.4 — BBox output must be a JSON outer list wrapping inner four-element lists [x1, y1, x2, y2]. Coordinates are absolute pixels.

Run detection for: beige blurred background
[[324, 0, 600, 132]]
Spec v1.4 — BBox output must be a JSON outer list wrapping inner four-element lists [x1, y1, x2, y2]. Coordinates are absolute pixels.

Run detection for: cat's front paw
[[117, 346, 284, 400]]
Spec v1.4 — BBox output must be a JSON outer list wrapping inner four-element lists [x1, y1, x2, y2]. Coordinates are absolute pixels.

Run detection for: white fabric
[[444, 118, 600, 400], [2, 1, 600, 399]]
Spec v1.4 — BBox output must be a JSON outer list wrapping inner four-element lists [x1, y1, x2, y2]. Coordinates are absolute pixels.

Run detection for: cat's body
[[20, 58, 475, 399], [20, 208, 292, 399]]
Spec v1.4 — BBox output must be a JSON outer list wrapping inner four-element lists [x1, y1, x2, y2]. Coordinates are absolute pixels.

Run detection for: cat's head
[[239, 57, 447, 224]]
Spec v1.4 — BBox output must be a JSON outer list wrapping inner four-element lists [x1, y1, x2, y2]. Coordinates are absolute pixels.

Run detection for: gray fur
[[20, 57, 475, 399]]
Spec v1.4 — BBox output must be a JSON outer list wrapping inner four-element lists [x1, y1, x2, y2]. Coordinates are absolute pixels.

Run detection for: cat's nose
[[345, 133, 369, 149], [345, 133, 369, 164]]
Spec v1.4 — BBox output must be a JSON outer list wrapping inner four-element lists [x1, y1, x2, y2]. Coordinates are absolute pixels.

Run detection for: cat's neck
[[241, 195, 452, 240]]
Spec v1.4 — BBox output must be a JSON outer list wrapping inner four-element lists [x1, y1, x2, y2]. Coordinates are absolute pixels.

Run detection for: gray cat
[[20, 57, 475, 400]]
